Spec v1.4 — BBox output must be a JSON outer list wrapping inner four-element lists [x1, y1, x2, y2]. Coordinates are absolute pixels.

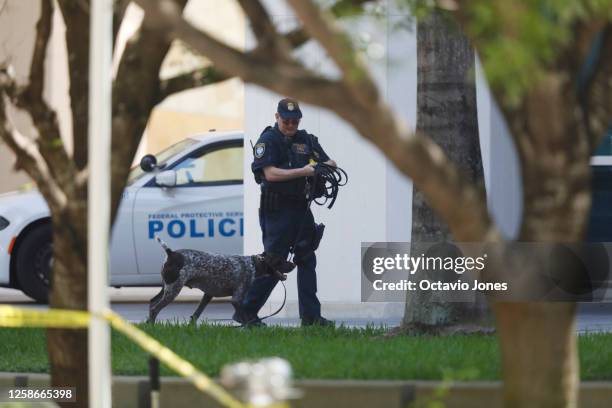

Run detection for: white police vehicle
[[0, 131, 244, 302]]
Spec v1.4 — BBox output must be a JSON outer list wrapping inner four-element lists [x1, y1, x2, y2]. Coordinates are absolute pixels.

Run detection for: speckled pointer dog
[[148, 237, 294, 324]]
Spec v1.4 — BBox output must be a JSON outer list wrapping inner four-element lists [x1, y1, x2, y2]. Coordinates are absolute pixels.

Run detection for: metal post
[[149, 358, 160, 408], [88, 0, 113, 407]]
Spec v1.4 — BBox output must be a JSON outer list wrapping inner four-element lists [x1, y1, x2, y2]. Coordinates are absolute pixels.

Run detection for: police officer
[[238, 98, 336, 327]]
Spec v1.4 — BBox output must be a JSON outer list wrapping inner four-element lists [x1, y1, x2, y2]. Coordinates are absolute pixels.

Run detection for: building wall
[[244, 0, 522, 319], [0, 1, 42, 193]]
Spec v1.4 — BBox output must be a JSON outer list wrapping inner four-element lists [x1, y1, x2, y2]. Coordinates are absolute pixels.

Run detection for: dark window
[[587, 165, 612, 242]]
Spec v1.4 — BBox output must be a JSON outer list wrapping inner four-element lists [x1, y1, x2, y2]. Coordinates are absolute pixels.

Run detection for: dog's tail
[[155, 236, 173, 255]]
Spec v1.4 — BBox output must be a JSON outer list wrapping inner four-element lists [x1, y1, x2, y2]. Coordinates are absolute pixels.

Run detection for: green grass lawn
[[0, 324, 611, 380]]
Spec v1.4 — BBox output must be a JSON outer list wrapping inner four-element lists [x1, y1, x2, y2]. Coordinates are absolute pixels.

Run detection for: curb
[[1, 374, 611, 407]]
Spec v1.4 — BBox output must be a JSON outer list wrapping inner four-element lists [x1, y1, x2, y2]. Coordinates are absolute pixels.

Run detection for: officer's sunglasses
[[281, 118, 300, 126]]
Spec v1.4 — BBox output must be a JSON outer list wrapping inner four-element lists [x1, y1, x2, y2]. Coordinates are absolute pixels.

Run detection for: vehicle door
[[132, 139, 244, 278], [109, 189, 139, 282]]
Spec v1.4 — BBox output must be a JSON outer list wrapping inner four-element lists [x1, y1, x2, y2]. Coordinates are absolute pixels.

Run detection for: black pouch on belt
[[294, 223, 325, 252], [311, 223, 325, 251]]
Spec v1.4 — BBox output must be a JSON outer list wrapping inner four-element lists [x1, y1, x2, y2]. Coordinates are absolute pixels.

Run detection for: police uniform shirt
[[252, 124, 330, 179]]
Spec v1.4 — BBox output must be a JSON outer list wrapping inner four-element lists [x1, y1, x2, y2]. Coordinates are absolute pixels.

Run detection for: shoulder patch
[[254, 143, 266, 158]]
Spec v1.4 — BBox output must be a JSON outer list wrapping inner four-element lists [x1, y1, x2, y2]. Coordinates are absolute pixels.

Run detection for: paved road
[[1, 288, 611, 331]]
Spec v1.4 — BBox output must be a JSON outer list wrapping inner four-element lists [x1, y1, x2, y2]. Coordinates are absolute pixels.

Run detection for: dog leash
[[196, 280, 287, 328], [250, 279, 287, 323], [232, 280, 287, 328]]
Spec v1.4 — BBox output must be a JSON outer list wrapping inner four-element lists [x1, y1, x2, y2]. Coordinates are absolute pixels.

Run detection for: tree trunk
[[495, 302, 578, 407], [45, 4, 91, 405], [47, 204, 88, 408], [401, 12, 489, 332], [492, 74, 590, 406]]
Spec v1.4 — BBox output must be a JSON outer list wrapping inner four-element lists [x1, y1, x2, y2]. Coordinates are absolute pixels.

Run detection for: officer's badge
[[292, 143, 308, 154], [287, 102, 295, 111], [313, 151, 320, 159], [254, 143, 266, 158]]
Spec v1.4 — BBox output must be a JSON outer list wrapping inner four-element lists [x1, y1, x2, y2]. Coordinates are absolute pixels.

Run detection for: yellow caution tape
[[0, 306, 247, 408], [103, 310, 246, 408], [0, 305, 90, 328]]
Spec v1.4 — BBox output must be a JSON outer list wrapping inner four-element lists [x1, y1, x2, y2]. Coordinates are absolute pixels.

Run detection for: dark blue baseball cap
[[277, 98, 302, 119]]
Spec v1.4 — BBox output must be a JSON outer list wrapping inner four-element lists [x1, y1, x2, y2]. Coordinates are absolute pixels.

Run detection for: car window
[[173, 145, 243, 186], [127, 138, 199, 185]]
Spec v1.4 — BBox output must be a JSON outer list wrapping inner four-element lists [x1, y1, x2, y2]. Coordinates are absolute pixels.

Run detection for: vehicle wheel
[[15, 224, 52, 303]]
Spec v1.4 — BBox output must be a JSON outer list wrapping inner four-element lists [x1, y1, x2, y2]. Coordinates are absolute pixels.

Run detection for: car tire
[[15, 224, 52, 303]]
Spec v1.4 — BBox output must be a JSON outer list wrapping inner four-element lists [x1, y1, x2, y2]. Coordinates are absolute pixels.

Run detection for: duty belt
[[260, 190, 307, 211]]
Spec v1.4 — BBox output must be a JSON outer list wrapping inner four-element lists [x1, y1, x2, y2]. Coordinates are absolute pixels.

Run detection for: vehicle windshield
[[127, 138, 199, 185]]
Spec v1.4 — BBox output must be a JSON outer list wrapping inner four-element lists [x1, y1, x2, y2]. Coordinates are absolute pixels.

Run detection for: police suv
[[0, 131, 244, 302]]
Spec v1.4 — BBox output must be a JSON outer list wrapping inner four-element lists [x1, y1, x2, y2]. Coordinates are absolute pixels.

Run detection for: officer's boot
[[232, 308, 266, 327]]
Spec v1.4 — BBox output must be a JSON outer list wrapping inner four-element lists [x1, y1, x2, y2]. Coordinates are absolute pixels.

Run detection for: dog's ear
[[253, 254, 269, 278], [253, 254, 288, 281]]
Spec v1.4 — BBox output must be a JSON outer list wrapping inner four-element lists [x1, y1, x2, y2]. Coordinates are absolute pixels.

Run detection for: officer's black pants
[[241, 205, 321, 319]]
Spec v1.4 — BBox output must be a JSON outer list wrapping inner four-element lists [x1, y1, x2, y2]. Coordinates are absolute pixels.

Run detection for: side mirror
[[155, 170, 177, 187], [140, 154, 157, 172]]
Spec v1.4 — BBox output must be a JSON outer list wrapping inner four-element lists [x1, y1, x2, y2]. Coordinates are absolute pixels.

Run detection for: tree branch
[[135, 0, 337, 94], [57, 0, 90, 170], [26, 0, 52, 100], [238, 0, 296, 62], [158, 65, 230, 102], [286, 0, 378, 104], [109, 0, 188, 222], [238, 0, 307, 61], [155, 24, 322, 102], [330, 0, 378, 17], [285, 27, 309, 49], [113, 0, 130, 46], [0, 94, 66, 210], [135, 0, 499, 242], [236, 0, 276, 44], [15, 0, 76, 194]]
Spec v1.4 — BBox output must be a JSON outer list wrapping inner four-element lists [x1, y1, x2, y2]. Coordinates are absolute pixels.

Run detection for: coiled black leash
[[288, 162, 348, 261], [310, 163, 348, 209]]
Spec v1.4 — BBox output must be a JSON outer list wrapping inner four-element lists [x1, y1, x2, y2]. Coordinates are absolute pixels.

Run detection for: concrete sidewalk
[[2, 287, 611, 331], [0, 287, 215, 303]]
